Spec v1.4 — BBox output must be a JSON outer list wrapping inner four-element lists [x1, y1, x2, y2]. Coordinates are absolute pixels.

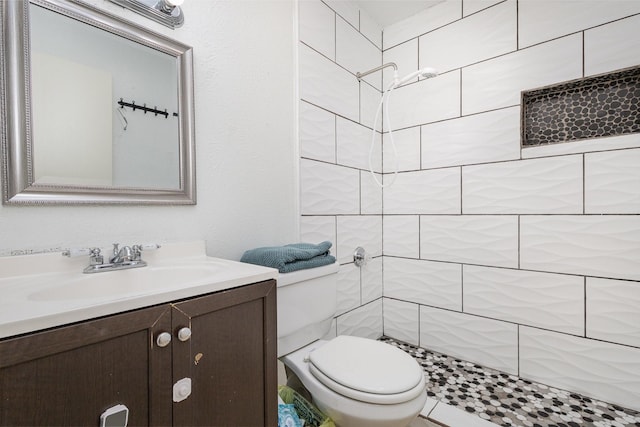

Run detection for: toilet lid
[[308, 336, 425, 403]]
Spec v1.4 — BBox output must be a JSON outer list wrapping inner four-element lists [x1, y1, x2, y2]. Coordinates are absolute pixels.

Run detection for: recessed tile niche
[[521, 66, 640, 147]]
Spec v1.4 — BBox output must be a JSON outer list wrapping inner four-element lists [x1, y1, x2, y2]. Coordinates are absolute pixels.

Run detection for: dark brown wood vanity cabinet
[[0, 279, 277, 427]]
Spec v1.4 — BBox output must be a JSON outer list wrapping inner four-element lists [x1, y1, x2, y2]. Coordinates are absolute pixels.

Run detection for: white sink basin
[[28, 264, 223, 301], [0, 241, 278, 339]]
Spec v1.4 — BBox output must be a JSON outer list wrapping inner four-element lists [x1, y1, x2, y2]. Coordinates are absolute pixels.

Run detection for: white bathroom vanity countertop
[[0, 241, 277, 339]]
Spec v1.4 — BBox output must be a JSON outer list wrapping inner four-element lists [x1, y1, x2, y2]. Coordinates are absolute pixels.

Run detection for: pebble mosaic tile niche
[[381, 337, 640, 427], [521, 66, 640, 147]]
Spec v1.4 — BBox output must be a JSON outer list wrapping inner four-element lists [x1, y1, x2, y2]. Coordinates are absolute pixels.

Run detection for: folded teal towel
[[240, 241, 336, 273]]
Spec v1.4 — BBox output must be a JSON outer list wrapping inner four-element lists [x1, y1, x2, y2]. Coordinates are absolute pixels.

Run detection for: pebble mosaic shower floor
[[380, 337, 640, 427]]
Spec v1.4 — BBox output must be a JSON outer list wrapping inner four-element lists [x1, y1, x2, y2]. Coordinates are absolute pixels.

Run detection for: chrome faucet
[[63, 243, 160, 274], [110, 243, 135, 264]]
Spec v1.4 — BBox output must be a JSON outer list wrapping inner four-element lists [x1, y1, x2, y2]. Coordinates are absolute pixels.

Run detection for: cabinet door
[[172, 280, 277, 427], [0, 305, 172, 427]]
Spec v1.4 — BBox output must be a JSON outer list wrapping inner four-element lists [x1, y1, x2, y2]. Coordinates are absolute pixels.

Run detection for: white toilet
[[277, 263, 427, 427]]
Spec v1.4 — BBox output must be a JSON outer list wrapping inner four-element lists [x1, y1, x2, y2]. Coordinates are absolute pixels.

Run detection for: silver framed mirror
[[1, 0, 196, 204]]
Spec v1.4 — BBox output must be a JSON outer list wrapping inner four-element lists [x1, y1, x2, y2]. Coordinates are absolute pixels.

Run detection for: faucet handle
[[112, 243, 120, 255], [89, 248, 104, 265], [131, 243, 160, 261]]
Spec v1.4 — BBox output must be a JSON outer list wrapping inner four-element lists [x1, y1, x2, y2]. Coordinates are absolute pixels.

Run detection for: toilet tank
[[277, 263, 339, 357]]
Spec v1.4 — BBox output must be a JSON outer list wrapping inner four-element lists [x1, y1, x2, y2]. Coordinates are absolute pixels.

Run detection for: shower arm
[[356, 62, 398, 81]]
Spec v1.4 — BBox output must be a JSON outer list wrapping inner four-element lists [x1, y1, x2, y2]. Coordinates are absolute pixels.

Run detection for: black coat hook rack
[[118, 98, 178, 118]]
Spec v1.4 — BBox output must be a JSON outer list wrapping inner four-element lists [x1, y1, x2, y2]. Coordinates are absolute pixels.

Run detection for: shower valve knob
[[354, 247, 370, 267]]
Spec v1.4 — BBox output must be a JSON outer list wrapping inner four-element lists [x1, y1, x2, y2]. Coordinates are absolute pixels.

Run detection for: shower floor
[[381, 337, 640, 427]]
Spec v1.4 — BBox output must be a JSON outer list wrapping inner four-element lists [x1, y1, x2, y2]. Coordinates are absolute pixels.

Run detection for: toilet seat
[[307, 336, 426, 405]]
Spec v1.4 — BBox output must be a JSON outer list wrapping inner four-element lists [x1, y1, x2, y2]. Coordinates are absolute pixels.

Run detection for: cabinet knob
[[156, 332, 172, 347], [177, 327, 192, 342]]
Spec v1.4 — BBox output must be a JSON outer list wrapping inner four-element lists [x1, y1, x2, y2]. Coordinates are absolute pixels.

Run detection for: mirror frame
[[0, 0, 196, 205]]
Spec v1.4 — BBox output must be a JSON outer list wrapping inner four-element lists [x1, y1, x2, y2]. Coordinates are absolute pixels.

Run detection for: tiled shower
[[298, 0, 640, 414]]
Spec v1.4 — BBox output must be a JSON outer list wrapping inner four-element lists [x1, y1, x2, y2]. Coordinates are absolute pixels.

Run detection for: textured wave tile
[[299, 43, 359, 122], [386, 70, 460, 131], [322, 0, 358, 37], [585, 14, 640, 76], [462, 34, 582, 115], [337, 299, 383, 339], [462, 155, 583, 214], [336, 262, 361, 315], [519, 326, 640, 411], [383, 126, 421, 173], [422, 107, 520, 169], [300, 216, 337, 255], [336, 17, 381, 90], [361, 171, 382, 215], [383, 298, 420, 346], [384, 257, 462, 311], [585, 148, 640, 214], [520, 215, 640, 281], [359, 8, 382, 50], [419, 0, 516, 74], [383, 215, 420, 258], [383, 168, 461, 214], [382, 39, 418, 90], [362, 256, 382, 304], [420, 215, 519, 268], [322, 318, 338, 341], [519, 0, 640, 49], [360, 82, 383, 132], [299, 101, 336, 163], [336, 117, 381, 171], [337, 215, 382, 264], [298, 0, 335, 60], [420, 306, 518, 374], [463, 0, 503, 17], [300, 159, 359, 215], [464, 265, 584, 335], [586, 277, 640, 348], [383, 0, 461, 50]]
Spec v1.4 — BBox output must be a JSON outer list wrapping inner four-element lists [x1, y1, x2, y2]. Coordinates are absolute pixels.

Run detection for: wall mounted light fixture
[[106, 0, 185, 29]]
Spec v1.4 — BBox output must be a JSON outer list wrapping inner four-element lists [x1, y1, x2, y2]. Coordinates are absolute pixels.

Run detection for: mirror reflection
[[31, 4, 179, 189], [0, 0, 196, 204]]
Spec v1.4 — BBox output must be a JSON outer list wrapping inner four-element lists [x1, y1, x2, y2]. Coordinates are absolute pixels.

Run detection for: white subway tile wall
[[586, 277, 640, 348], [420, 215, 519, 268], [418, 0, 517, 74], [298, 0, 640, 411], [585, 148, 640, 214], [336, 17, 381, 90], [517, 0, 640, 49], [382, 38, 418, 89], [382, 126, 421, 173], [298, 0, 384, 341], [336, 215, 382, 263], [463, 265, 584, 335], [383, 298, 420, 346], [336, 299, 383, 339], [419, 306, 519, 374], [462, 33, 583, 115], [519, 326, 640, 410], [383, 168, 461, 214], [584, 13, 640, 76], [299, 101, 335, 163], [384, 257, 462, 310], [383, 215, 420, 258], [462, 155, 584, 214], [421, 106, 521, 168]]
